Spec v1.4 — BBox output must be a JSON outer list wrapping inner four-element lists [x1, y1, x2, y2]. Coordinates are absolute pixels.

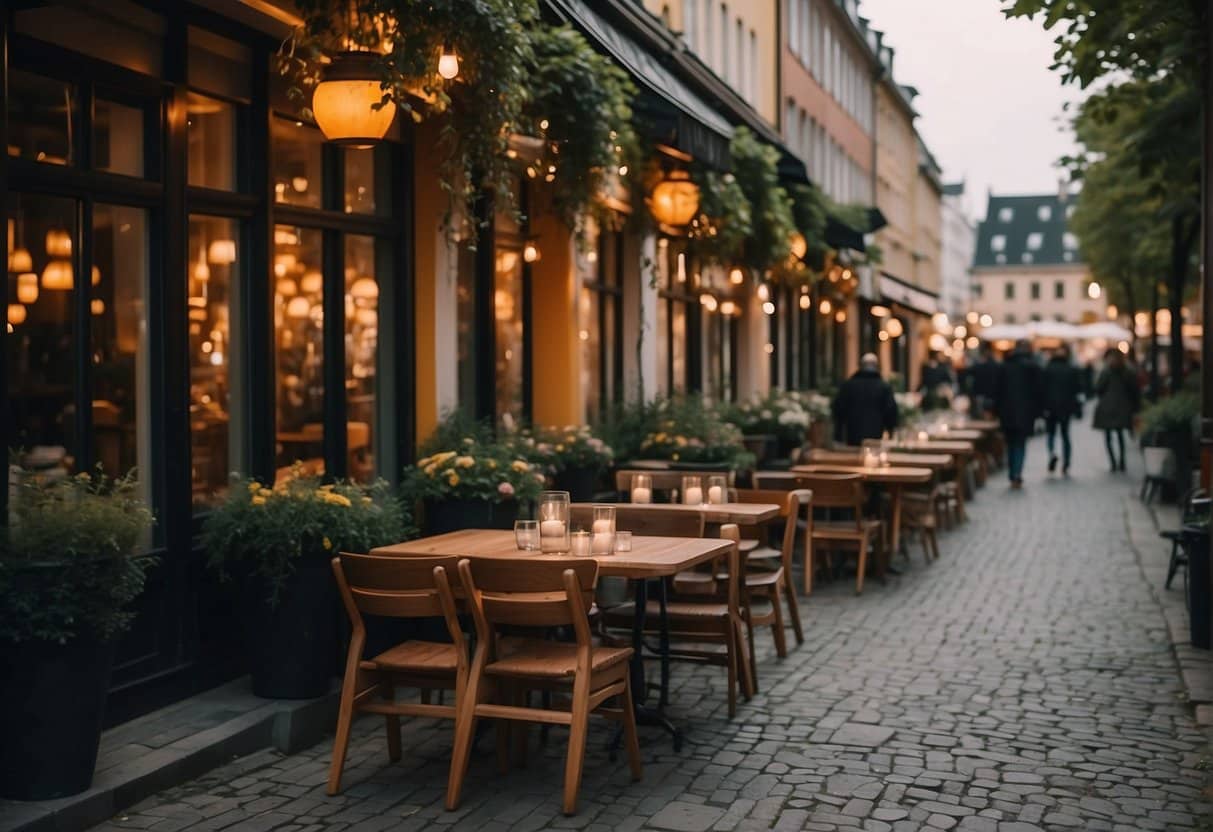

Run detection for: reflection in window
[[345, 235, 381, 483], [580, 224, 622, 422], [455, 244, 477, 414], [188, 216, 240, 509], [494, 245, 524, 425], [91, 204, 150, 498], [6, 194, 77, 467], [274, 226, 324, 480], [94, 99, 144, 177], [272, 118, 323, 209], [344, 147, 383, 215], [187, 93, 236, 190], [7, 71, 76, 166], [579, 284, 600, 418]]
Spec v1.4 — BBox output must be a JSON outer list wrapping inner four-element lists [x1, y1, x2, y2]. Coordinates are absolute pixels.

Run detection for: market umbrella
[[1078, 322, 1133, 341], [977, 323, 1030, 342]]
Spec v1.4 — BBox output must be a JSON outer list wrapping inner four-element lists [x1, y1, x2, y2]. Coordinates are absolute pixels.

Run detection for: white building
[[939, 182, 975, 320]]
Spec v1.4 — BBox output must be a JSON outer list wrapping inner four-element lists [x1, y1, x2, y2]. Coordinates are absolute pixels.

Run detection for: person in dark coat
[[919, 353, 955, 410], [833, 353, 899, 445], [994, 339, 1043, 489], [1093, 349, 1140, 472], [1041, 345, 1083, 476], [967, 344, 1002, 417]]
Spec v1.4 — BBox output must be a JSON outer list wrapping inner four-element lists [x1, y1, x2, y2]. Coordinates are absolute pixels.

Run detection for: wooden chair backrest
[[718, 524, 742, 617], [758, 473, 862, 510], [458, 557, 598, 632], [734, 488, 811, 555], [334, 552, 462, 620], [609, 506, 705, 538]]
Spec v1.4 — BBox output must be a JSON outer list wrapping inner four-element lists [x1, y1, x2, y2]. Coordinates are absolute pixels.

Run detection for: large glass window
[[94, 98, 145, 177], [187, 94, 237, 191], [345, 235, 381, 483], [7, 71, 76, 167], [272, 118, 323, 209], [188, 216, 240, 509], [656, 237, 695, 394], [494, 242, 525, 425], [579, 224, 623, 421], [274, 226, 325, 479]]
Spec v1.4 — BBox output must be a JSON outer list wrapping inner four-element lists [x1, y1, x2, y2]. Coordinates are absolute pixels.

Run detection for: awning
[[880, 272, 939, 317], [825, 206, 886, 252]]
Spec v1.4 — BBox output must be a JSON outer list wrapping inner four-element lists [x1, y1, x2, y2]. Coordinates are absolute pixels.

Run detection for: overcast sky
[[858, 0, 1084, 221]]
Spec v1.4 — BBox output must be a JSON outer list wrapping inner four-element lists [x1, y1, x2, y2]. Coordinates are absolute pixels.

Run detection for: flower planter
[[423, 498, 520, 536], [553, 466, 599, 503], [742, 434, 774, 466], [808, 419, 831, 450], [0, 633, 114, 800], [1183, 525, 1211, 649], [244, 557, 337, 699]]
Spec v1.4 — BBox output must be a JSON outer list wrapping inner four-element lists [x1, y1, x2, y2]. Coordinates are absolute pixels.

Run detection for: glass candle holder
[[590, 504, 616, 555], [861, 439, 881, 468], [681, 475, 704, 506], [538, 490, 570, 553], [570, 530, 592, 557], [630, 473, 652, 504], [514, 519, 539, 551], [614, 530, 632, 552], [707, 475, 728, 505]]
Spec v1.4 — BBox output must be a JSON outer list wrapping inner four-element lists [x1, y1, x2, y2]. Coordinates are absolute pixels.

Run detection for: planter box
[[423, 498, 520, 536], [244, 557, 338, 700]]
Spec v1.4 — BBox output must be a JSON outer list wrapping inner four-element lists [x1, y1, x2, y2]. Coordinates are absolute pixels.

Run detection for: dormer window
[[1063, 232, 1078, 250], [1026, 232, 1043, 251], [1037, 205, 1052, 221], [990, 234, 1006, 252], [998, 207, 1014, 222]]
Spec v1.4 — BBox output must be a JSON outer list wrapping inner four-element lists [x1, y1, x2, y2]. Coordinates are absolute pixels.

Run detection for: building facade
[[939, 182, 976, 320], [972, 193, 1100, 325]]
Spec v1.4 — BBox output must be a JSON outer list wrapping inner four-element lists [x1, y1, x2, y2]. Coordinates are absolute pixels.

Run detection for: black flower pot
[[553, 466, 598, 503], [1183, 525, 1211, 649], [423, 498, 520, 535], [244, 557, 337, 699], [0, 633, 114, 800]]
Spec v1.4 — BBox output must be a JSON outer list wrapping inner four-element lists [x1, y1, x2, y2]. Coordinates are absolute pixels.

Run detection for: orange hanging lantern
[[648, 171, 700, 228], [312, 52, 397, 148]]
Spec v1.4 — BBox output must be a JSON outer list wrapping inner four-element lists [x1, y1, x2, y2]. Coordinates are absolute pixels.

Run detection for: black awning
[[825, 216, 866, 253]]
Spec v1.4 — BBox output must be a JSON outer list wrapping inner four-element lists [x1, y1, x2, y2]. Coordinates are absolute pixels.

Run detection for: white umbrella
[[1027, 320, 1081, 340], [1078, 322, 1133, 341], [978, 323, 1030, 342]]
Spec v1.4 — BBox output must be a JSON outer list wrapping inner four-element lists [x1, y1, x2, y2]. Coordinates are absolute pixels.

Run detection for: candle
[[570, 531, 591, 557], [631, 486, 652, 504], [708, 485, 724, 504], [591, 532, 614, 555], [540, 519, 566, 539], [917, 430, 929, 443], [684, 486, 703, 505]]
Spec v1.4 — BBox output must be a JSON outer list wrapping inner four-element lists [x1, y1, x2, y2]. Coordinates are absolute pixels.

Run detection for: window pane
[[188, 26, 251, 101], [494, 245, 524, 425], [671, 301, 687, 393], [94, 98, 145, 177], [91, 204, 150, 503], [7, 71, 76, 166], [345, 235, 381, 483], [456, 245, 477, 414], [579, 284, 600, 422], [272, 119, 323, 209], [189, 216, 240, 509], [188, 94, 237, 190], [343, 147, 387, 215], [6, 194, 77, 467], [274, 226, 324, 480]]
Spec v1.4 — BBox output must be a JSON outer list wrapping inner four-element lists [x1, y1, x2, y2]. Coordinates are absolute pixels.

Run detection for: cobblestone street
[[96, 425, 1212, 832]]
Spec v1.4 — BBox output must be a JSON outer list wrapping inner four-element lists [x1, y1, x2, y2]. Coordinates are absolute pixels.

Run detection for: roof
[[973, 193, 1083, 269]]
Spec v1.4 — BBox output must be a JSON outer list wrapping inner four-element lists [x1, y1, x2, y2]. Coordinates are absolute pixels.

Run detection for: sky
[[857, 0, 1085, 220]]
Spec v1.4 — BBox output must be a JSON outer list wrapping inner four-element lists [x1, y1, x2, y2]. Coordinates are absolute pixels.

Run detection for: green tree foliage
[[688, 169, 752, 266], [729, 127, 797, 272]]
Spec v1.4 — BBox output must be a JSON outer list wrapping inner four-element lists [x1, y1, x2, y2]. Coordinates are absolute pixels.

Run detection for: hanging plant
[[789, 183, 830, 271], [282, 0, 539, 230], [729, 127, 797, 272], [525, 25, 639, 228], [687, 168, 752, 265]]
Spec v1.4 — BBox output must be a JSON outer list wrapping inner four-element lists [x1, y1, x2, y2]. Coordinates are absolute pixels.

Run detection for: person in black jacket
[[967, 344, 1002, 417], [833, 353, 899, 445], [1041, 345, 1083, 476], [994, 339, 1043, 489]]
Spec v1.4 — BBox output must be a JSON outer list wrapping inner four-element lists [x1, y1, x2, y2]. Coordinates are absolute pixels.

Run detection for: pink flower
[[497, 482, 515, 497]]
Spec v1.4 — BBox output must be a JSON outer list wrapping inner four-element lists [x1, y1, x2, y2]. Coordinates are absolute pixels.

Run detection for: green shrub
[[600, 396, 756, 469], [1139, 392, 1200, 441]]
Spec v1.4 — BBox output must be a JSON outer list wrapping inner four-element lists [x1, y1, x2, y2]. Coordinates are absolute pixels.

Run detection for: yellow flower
[[654, 432, 668, 443], [446, 472, 460, 487], [361, 496, 372, 504], [455, 456, 475, 468], [251, 495, 266, 506], [675, 436, 687, 447], [555, 444, 565, 453], [565, 434, 576, 443], [424, 463, 438, 477], [247, 481, 260, 494], [511, 460, 529, 473], [320, 491, 352, 507], [323, 536, 332, 551], [486, 459, 498, 470]]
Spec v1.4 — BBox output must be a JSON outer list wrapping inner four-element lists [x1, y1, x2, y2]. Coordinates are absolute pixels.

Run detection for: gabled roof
[[973, 193, 1082, 269]]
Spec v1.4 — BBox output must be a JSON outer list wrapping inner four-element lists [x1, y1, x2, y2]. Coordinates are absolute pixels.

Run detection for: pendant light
[[437, 43, 460, 80], [349, 276, 378, 301], [208, 239, 236, 265], [312, 52, 397, 148], [8, 247, 32, 273], [648, 171, 700, 228], [16, 272, 38, 304], [41, 259, 73, 291], [7, 303, 26, 326], [45, 228, 72, 258]]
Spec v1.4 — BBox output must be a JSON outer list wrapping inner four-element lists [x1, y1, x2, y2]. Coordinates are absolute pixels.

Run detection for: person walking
[[1093, 348, 1140, 472], [1041, 345, 1083, 475], [833, 353, 899, 445], [967, 344, 1001, 418], [919, 352, 955, 410], [994, 339, 1043, 489]]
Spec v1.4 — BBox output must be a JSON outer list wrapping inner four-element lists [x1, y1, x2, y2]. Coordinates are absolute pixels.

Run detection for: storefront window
[[187, 94, 237, 191], [579, 225, 622, 421], [272, 118, 323, 210], [494, 244, 524, 425], [455, 244, 478, 414], [6, 194, 77, 466], [579, 284, 600, 417], [345, 235, 381, 483], [188, 216, 239, 509], [344, 147, 384, 215], [7, 71, 76, 166], [94, 98, 145, 178], [274, 226, 325, 479], [91, 204, 150, 495]]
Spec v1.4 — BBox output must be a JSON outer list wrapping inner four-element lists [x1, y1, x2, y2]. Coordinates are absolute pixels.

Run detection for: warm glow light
[[277, 278, 298, 297], [819, 298, 831, 315], [789, 232, 807, 260], [835, 309, 847, 323], [929, 333, 949, 351], [756, 283, 770, 302], [762, 301, 775, 315], [350, 276, 378, 300], [356, 308, 377, 326], [953, 325, 967, 338], [870, 304, 890, 317], [1117, 340, 1130, 354], [1087, 281, 1102, 299], [286, 296, 311, 319], [41, 259, 72, 290], [699, 293, 718, 312], [7, 303, 26, 325], [301, 270, 323, 294], [193, 259, 211, 282], [763, 342, 775, 354], [8, 247, 32, 273], [966, 336, 980, 349], [16, 272, 38, 304], [729, 267, 744, 285], [438, 44, 460, 80], [979, 313, 993, 327], [878, 330, 890, 342], [523, 241, 541, 263], [291, 177, 309, 193], [208, 239, 236, 265], [90, 298, 105, 316], [274, 229, 298, 246], [952, 338, 965, 351], [799, 294, 811, 310], [720, 300, 737, 316], [312, 53, 397, 148], [885, 318, 904, 338], [965, 311, 979, 324], [932, 312, 950, 332], [648, 171, 700, 227], [45, 228, 72, 258], [1106, 304, 1118, 319]]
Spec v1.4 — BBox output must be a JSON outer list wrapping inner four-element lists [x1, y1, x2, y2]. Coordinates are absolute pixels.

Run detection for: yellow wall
[[873, 83, 916, 285], [912, 169, 943, 295], [412, 121, 446, 445], [529, 213, 581, 427]]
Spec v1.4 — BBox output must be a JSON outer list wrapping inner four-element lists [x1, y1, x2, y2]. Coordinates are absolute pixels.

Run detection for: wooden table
[[890, 441, 975, 520], [574, 501, 780, 528], [373, 529, 734, 750], [799, 450, 953, 471], [928, 428, 983, 442]]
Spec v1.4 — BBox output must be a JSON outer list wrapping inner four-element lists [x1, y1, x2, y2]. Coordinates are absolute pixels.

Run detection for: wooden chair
[[757, 472, 881, 595], [446, 558, 640, 816], [900, 487, 941, 562], [328, 553, 466, 796], [732, 489, 810, 655]]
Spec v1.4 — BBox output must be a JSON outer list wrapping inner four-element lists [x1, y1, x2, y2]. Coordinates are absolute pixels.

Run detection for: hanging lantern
[[7, 303, 26, 326], [437, 43, 460, 80], [350, 276, 378, 300], [648, 171, 700, 228], [789, 232, 807, 261], [41, 259, 73, 290], [208, 239, 236, 265], [8, 247, 33, 273], [523, 240, 541, 264], [16, 272, 38, 304], [312, 52, 397, 148], [91, 265, 102, 286], [91, 298, 106, 316], [45, 228, 72, 258]]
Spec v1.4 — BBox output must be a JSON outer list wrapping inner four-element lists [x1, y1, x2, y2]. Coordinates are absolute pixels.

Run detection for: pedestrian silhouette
[[832, 353, 899, 446], [1093, 348, 1140, 473], [1041, 345, 1083, 476], [994, 339, 1043, 489]]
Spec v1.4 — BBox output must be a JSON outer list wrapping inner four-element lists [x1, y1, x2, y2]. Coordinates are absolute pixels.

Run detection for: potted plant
[[723, 389, 812, 464], [204, 472, 406, 699], [803, 390, 834, 450], [404, 439, 544, 535], [531, 425, 614, 502], [1139, 392, 1199, 502], [632, 396, 757, 472], [0, 469, 154, 800]]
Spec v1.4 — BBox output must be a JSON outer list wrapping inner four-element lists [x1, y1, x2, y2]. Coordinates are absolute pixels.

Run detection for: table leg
[[617, 578, 683, 752], [629, 578, 648, 705], [657, 579, 671, 710], [890, 484, 903, 557]]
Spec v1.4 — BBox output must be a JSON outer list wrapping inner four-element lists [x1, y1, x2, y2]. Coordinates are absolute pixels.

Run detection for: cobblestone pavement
[[97, 425, 1212, 832]]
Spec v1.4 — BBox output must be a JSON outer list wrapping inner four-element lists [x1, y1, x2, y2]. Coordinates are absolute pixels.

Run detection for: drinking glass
[[538, 490, 570, 553], [681, 475, 704, 505], [514, 519, 539, 551], [614, 531, 633, 552], [630, 473, 653, 504], [707, 475, 729, 505], [590, 504, 616, 555]]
